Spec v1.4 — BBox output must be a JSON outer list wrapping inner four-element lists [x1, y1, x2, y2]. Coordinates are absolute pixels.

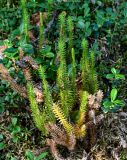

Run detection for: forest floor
[[1, 109, 127, 160]]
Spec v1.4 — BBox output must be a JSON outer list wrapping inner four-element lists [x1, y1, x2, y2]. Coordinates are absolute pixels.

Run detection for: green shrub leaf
[[111, 88, 117, 102], [111, 68, 116, 74], [106, 74, 114, 79], [115, 74, 125, 80]]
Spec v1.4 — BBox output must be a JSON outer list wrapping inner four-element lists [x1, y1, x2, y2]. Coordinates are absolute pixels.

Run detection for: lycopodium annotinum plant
[[26, 35, 103, 159], [0, 11, 103, 160]]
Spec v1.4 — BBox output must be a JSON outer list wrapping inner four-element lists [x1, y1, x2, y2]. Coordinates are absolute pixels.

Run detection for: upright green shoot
[[59, 12, 66, 39], [81, 39, 89, 91], [27, 82, 47, 134], [71, 48, 76, 100], [89, 50, 98, 93], [47, 0, 53, 19], [81, 39, 98, 94], [39, 12, 44, 51], [57, 38, 74, 117], [39, 65, 55, 122], [77, 91, 88, 126], [67, 16, 74, 63], [21, 0, 29, 43]]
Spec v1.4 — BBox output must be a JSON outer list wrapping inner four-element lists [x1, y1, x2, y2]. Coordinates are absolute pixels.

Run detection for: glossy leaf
[[103, 100, 113, 107], [111, 88, 117, 102], [111, 68, 116, 74], [114, 100, 125, 106], [106, 74, 114, 79], [115, 74, 125, 80]]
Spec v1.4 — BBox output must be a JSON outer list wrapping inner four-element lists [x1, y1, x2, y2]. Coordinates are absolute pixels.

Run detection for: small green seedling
[[8, 117, 21, 143], [106, 68, 125, 80], [103, 88, 125, 113], [25, 150, 48, 160]]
